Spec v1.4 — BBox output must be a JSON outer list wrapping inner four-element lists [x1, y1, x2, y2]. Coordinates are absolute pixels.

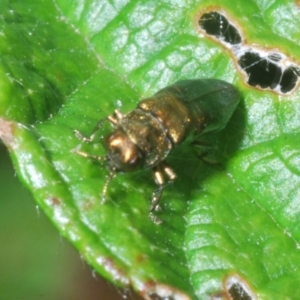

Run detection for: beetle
[[74, 79, 240, 221]]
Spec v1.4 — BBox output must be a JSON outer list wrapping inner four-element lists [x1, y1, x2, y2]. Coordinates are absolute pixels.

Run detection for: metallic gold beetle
[[74, 79, 240, 220]]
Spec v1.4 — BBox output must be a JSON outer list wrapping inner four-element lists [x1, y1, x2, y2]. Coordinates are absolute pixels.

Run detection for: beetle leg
[[191, 140, 220, 164], [107, 109, 124, 126], [163, 164, 176, 182], [151, 165, 164, 212], [150, 163, 176, 212], [113, 109, 124, 121], [191, 139, 211, 147]]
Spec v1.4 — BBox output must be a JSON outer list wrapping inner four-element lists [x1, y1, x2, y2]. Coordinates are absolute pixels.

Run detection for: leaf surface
[[1, 0, 300, 299]]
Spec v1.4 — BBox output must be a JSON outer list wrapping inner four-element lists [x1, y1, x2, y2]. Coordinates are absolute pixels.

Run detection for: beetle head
[[105, 130, 143, 172]]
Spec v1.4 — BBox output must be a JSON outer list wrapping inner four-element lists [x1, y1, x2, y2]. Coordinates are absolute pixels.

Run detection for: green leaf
[[1, 0, 300, 299]]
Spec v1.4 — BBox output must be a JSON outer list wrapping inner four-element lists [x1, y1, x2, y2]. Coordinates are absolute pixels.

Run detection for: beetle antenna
[[73, 116, 109, 143], [72, 148, 104, 163]]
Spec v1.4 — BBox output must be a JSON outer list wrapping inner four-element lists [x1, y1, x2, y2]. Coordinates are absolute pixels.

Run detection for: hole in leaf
[[225, 275, 256, 300], [199, 11, 242, 45], [268, 52, 282, 62], [196, 9, 300, 94], [280, 65, 300, 93], [228, 283, 252, 300], [238, 52, 282, 89]]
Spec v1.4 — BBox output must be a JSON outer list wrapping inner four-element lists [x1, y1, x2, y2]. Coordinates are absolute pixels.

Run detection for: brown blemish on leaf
[[135, 253, 147, 264], [141, 282, 191, 300], [96, 258, 191, 299], [209, 291, 228, 300], [48, 197, 61, 206], [0, 118, 16, 149], [96, 256, 130, 286], [82, 199, 95, 211]]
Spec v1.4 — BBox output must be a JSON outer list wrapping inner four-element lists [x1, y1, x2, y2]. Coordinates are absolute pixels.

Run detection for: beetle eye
[[106, 130, 142, 172]]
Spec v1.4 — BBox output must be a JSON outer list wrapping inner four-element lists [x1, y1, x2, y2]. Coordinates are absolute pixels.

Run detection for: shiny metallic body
[[74, 79, 240, 222]]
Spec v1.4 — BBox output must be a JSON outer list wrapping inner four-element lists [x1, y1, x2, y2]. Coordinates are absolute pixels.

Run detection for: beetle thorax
[[115, 108, 172, 169]]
